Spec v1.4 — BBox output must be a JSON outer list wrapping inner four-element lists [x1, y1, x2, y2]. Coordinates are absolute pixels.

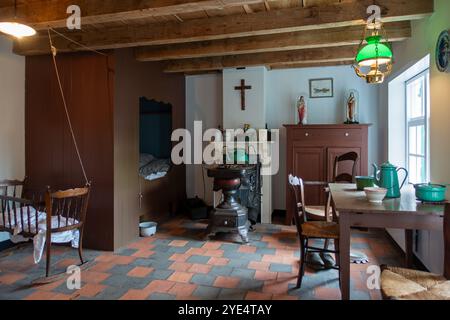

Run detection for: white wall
[[266, 66, 380, 209], [381, 0, 450, 274], [0, 36, 25, 242], [223, 67, 266, 129], [185, 73, 222, 204]]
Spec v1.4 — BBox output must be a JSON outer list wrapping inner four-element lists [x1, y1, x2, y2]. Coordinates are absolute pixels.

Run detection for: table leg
[[339, 212, 351, 300], [405, 229, 414, 268]]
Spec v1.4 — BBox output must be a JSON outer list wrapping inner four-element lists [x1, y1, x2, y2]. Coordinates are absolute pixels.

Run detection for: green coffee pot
[[372, 162, 408, 198]]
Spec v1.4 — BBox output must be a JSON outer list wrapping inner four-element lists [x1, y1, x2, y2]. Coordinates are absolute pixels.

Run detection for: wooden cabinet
[[285, 124, 370, 225]]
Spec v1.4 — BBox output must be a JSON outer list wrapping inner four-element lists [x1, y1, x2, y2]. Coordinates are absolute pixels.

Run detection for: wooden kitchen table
[[329, 183, 445, 300]]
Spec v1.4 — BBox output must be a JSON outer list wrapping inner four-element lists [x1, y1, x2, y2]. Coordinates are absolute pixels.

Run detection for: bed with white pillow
[[139, 153, 171, 181]]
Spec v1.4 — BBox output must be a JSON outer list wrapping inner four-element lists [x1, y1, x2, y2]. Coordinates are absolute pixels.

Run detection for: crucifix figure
[[234, 79, 252, 110]]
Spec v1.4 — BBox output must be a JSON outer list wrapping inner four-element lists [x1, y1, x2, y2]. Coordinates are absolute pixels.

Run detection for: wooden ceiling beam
[[135, 21, 411, 61], [13, 0, 432, 56], [163, 45, 359, 73], [268, 60, 354, 70], [0, 0, 275, 30]]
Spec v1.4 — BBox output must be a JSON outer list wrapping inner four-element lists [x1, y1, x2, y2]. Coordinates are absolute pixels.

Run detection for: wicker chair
[[288, 174, 340, 289], [380, 203, 450, 300]]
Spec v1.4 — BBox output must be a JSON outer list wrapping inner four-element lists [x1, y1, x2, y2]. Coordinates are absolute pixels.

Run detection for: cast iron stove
[[205, 164, 255, 243]]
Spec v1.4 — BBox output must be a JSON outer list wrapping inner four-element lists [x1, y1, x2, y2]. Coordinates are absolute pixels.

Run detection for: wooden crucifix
[[234, 79, 252, 110]]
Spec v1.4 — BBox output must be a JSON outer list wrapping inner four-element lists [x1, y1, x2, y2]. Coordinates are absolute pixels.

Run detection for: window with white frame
[[406, 70, 430, 184]]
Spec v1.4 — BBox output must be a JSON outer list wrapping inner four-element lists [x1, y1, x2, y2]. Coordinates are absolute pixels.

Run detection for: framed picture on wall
[[309, 78, 334, 98]]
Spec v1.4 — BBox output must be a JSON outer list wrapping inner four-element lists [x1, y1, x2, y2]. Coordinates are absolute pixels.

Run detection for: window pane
[[407, 76, 425, 119], [419, 157, 426, 183], [417, 125, 425, 156], [409, 155, 426, 184], [409, 126, 417, 155], [409, 156, 418, 183], [408, 124, 425, 156]]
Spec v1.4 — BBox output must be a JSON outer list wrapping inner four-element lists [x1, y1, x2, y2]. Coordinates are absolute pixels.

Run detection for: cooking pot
[[414, 183, 447, 202]]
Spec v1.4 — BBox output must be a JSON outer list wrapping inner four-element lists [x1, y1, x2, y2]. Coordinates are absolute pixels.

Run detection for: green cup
[[356, 176, 375, 191]]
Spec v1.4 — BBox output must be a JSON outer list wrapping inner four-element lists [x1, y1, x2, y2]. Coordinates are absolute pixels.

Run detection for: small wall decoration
[[234, 79, 252, 110], [309, 78, 333, 98], [436, 29, 449, 73], [344, 89, 360, 124]]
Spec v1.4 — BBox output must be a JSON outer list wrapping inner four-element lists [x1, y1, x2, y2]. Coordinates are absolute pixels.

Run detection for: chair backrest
[[0, 179, 46, 209], [0, 194, 38, 237], [0, 178, 48, 236], [288, 174, 307, 235], [333, 152, 359, 183], [444, 203, 450, 279], [0, 179, 25, 198], [45, 185, 90, 233]]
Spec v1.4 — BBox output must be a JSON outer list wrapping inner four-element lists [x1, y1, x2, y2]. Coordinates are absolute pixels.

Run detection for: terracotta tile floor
[[0, 218, 403, 300]]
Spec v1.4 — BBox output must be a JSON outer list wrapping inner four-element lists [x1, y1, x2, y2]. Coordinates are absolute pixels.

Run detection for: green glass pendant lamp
[[353, 22, 393, 84]]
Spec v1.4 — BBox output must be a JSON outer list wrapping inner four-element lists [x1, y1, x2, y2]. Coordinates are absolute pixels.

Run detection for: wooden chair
[[0, 179, 45, 236], [380, 203, 450, 300], [288, 174, 340, 289], [44, 186, 90, 277], [304, 151, 359, 222], [0, 194, 38, 239], [0, 179, 46, 207], [333, 151, 358, 183], [0, 180, 90, 277]]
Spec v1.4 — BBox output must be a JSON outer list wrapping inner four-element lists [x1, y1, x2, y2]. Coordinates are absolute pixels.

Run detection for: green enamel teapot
[[372, 162, 408, 198]]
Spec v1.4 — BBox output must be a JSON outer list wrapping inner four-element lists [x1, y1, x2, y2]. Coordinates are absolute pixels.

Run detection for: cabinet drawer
[[292, 128, 362, 146]]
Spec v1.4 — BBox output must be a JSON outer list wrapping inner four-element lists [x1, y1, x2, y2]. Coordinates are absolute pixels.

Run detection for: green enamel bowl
[[356, 176, 375, 191], [414, 183, 447, 202]]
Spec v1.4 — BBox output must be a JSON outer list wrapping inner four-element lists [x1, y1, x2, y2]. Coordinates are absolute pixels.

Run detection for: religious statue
[[297, 96, 307, 125], [345, 92, 359, 124]]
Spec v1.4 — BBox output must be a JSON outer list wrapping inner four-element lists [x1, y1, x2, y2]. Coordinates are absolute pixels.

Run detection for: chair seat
[[301, 221, 339, 239], [305, 206, 332, 221], [380, 265, 450, 300]]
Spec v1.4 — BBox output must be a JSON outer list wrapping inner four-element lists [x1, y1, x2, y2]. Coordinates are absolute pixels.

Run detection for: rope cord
[[47, 29, 89, 185], [48, 27, 107, 56]]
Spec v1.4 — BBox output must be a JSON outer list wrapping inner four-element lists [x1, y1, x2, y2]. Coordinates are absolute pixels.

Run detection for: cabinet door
[[327, 147, 361, 182], [293, 147, 325, 205]]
